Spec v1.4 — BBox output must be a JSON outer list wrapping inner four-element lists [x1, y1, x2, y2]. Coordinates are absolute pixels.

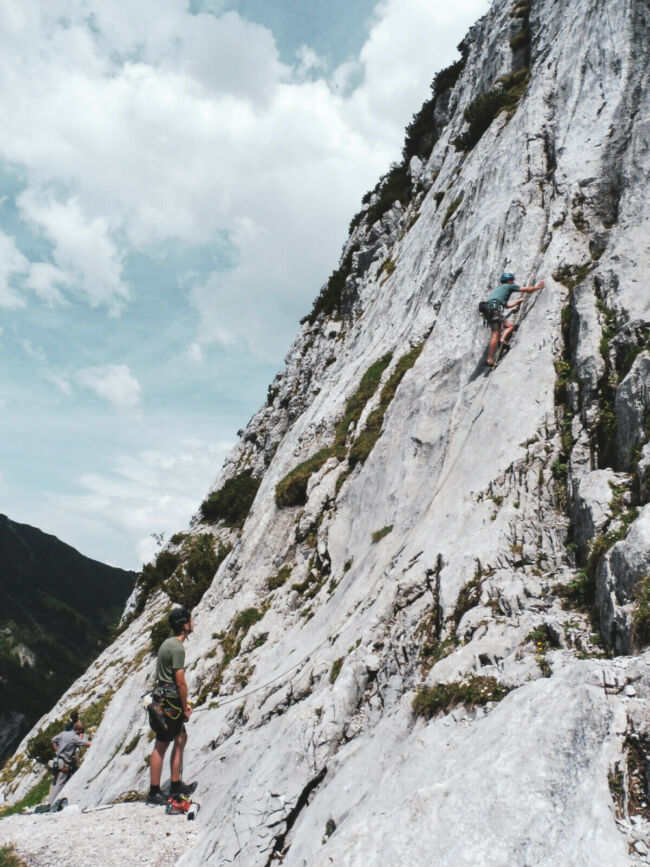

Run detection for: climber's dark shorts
[[155, 715, 186, 743], [148, 684, 187, 742]]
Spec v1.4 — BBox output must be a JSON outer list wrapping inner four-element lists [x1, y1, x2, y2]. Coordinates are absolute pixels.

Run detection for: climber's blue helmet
[[500, 272, 515, 283]]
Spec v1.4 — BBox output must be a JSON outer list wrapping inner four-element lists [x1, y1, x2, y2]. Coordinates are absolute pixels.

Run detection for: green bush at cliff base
[[0, 777, 51, 820], [200, 470, 261, 528], [412, 675, 509, 719]]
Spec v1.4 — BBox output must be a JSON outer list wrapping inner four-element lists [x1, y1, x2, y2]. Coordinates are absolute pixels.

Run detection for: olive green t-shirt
[[156, 636, 185, 685]]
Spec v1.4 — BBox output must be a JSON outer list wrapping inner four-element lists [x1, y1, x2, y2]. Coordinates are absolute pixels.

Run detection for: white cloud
[[43, 370, 73, 397], [18, 193, 128, 312], [343, 0, 490, 137], [0, 230, 29, 308], [20, 339, 47, 364], [26, 262, 69, 305], [23, 439, 234, 568], [295, 45, 327, 79], [0, 0, 487, 339], [76, 364, 142, 408], [187, 342, 203, 363]]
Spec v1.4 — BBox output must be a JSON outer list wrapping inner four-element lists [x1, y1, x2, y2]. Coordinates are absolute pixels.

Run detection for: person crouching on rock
[[48, 721, 91, 805], [147, 606, 197, 805]]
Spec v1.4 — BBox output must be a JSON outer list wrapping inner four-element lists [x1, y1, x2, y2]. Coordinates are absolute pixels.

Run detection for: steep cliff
[[2, 0, 649, 863]]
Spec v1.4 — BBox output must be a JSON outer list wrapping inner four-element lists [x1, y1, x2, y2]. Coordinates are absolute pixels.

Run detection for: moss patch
[[268, 564, 292, 591], [412, 675, 509, 719], [0, 844, 29, 864], [276, 353, 393, 507], [371, 525, 393, 544], [123, 734, 140, 756], [632, 574, 650, 648], [348, 341, 426, 467], [552, 262, 593, 291], [441, 193, 464, 228], [329, 657, 344, 684]]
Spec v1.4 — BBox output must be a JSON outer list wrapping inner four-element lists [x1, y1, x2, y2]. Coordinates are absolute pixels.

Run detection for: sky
[[0, 0, 490, 570]]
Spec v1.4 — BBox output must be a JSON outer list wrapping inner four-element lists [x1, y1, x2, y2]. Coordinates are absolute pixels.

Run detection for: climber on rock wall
[[483, 272, 544, 367]]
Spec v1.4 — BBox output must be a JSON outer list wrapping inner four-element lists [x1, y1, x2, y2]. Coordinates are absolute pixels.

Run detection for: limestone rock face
[[616, 352, 650, 470], [2, 0, 650, 864], [597, 506, 650, 654]]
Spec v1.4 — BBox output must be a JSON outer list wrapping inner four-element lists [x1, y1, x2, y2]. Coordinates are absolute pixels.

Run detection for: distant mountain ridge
[[0, 514, 136, 766]]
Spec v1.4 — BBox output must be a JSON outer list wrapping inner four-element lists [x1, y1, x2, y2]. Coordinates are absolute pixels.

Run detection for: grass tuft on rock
[[412, 675, 509, 719], [349, 341, 426, 467], [329, 657, 344, 684], [275, 353, 393, 507], [371, 525, 393, 544]]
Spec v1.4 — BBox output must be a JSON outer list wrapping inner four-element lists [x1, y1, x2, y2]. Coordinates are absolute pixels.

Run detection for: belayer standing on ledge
[[482, 272, 544, 367], [48, 721, 91, 805], [146, 606, 197, 805]]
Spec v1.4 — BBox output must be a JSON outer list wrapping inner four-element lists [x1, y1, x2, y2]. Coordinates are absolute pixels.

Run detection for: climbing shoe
[[170, 781, 197, 797], [146, 790, 169, 806]]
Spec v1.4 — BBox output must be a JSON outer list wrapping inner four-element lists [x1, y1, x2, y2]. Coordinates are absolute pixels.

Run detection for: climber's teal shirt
[[488, 282, 521, 305]]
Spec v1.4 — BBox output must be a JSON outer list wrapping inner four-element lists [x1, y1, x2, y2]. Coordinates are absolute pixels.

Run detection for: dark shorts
[[154, 715, 186, 743], [149, 684, 186, 742]]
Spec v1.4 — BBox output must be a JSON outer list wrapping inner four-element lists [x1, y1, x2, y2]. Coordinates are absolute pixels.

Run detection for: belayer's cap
[[169, 606, 192, 633], [500, 272, 515, 282]]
